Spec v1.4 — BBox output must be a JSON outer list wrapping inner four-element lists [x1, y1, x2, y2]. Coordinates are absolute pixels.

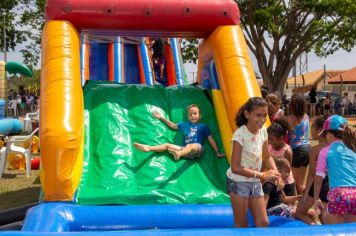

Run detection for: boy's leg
[[134, 142, 181, 152], [167, 143, 200, 160]]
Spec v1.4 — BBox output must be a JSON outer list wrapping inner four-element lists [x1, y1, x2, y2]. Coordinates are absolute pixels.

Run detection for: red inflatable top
[[45, 0, 240, 37]]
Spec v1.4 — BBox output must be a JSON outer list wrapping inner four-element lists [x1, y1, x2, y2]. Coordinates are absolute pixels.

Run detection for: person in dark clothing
[[151, 38, 166, 80], [309, 88, 317, 116]]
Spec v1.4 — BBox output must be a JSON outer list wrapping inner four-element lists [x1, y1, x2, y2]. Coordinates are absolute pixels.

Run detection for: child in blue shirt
[[134, 104, 225, 161], [314, 115, 356, 224]]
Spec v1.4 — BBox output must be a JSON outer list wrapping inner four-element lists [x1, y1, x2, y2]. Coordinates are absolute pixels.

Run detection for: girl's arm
[[152, 111, 178, 130], [231, 141, 278, 181], [280, 190, 301, 205], [262, 141, 278, 172], [207, 135, 225, 157], [302, 146, 318, 202], [313, 148, 328, 212], [283, 146, 293, 164], [313, 175, 323, 212]]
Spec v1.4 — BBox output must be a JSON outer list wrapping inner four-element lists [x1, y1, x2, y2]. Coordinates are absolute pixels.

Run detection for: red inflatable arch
[[45, 0, 240, 37]]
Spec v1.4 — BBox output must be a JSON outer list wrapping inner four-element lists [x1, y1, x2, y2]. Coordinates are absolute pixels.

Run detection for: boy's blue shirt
[[177, 122, 211, 146]]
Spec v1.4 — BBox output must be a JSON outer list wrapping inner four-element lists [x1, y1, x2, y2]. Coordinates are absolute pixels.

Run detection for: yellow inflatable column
[[0, 61, 6, 102], [207, 25, 266, 130], [211, 90, 233, 163], [40, 20, 84, 201]]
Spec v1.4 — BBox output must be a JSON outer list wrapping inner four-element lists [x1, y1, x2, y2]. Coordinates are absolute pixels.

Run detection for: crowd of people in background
[[7, 88, 40, 118], [267, 87, 356, 118], [307, 89, 356, 117]]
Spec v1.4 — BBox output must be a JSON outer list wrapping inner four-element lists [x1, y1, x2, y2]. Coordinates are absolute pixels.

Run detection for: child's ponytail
[[342, 126, 356, 152], [236, 103, 249, 127], [267, 118, 289, 138]]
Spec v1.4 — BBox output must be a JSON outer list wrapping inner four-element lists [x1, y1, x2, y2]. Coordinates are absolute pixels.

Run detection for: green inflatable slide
[[77, 81, 230, 205]]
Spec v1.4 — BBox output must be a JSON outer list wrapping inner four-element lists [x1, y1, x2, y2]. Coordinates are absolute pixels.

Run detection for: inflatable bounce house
[[5, 0, 355, 235], [0, 61, 30, 134]]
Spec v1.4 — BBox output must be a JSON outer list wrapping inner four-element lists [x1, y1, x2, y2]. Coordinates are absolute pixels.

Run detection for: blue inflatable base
[[5, 203, 352, 235], [3, 225, 356, 236], [0, 118, 22, 135]]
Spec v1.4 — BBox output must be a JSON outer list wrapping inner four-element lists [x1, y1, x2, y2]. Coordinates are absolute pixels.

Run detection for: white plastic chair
[[23, 111, 39, 133], [0, 147, 7, 178], [0, 128, 39, 178]]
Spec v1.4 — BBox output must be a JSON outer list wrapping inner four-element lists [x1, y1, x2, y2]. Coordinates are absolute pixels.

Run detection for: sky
[[184, 46, 356, 83], [1, 42, 355, 84]]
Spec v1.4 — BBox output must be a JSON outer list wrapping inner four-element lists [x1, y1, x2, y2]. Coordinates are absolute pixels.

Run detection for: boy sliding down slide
[[134, 104, 225, 161]]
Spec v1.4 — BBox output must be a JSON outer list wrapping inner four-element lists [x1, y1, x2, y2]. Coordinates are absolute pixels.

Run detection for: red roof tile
[[328, 67, 356, 84], [287, 70, 344, 85]]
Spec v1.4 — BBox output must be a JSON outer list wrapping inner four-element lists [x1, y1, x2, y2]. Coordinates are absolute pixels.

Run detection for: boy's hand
[[276, 177, 285, 191], [152, 111, 162, 120], [216, 152, 225, 158]]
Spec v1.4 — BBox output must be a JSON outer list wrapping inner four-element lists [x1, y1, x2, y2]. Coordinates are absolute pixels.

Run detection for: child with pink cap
[[313, 115, 356, 224]]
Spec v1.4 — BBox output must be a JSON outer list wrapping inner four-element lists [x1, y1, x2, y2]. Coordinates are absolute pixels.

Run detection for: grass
[[0, 170, 41, 211]]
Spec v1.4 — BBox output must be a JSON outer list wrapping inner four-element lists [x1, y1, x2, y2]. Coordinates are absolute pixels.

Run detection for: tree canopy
[[0, 0, 45, 68], [181, 39, 199, 64], [0, 0, 26, 58], [237, 0, 356, 93]]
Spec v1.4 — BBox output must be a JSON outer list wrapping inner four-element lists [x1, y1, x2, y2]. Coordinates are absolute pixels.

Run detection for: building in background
[[326, 67, 356, 98], [286, 69, 344, 96]]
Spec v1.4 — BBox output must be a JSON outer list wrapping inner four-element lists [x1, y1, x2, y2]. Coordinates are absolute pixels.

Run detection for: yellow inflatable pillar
[[206, 25, 267, 130], [0, 61, 7, 102], [40, 20, 84, 201], [211, 90, 233, 163], [197, 25, 270, 162]]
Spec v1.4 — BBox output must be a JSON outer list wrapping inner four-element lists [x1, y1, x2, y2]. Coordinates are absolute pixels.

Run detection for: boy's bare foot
[[134, 143, 150, 152], [168, 148, 181, 161]]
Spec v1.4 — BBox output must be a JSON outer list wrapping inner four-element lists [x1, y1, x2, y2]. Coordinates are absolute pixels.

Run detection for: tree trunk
[[260, 62, 293, 95]]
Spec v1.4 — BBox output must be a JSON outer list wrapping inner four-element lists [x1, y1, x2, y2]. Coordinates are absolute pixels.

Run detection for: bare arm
[[231, 141, 278, 181], [262, 141, 278, 172], [284, 146, 293, 164], [208, 135, 225, 157], [152, 111, 178, 130], [313, 175, 324, 212], [281, 190, 301, 205], [303, 146, 318, 200]]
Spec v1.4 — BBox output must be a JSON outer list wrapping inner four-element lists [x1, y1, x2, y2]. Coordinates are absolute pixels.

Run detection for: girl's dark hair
[[312, 115, 329, 137], [275, 158, 291, 172], [265, 93, 281, 120], [267, 118, 289, 138], [235, 97, 268, 127], [289, 94, 307, 119], [327, 126, 356, 152]]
